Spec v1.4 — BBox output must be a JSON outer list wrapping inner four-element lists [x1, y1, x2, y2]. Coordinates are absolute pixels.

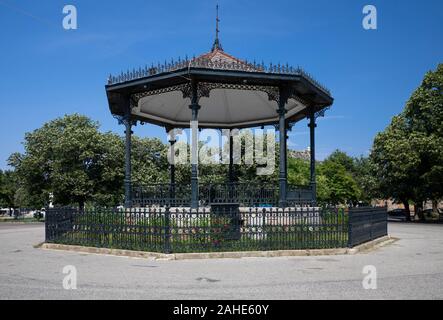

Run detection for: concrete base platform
[[38, 235, 397, 261]]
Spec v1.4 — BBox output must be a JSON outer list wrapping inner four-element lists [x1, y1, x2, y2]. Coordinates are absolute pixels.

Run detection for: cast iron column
[[308, 109, 317, 205], [123, 108, 133, 208], [169, 133, 176, 203], [228, 132, 236, 202], [285, 122, 289, 178], [229, 133, 234, 183], [278, 87, 288, 207], [189, 80, 200, 209]]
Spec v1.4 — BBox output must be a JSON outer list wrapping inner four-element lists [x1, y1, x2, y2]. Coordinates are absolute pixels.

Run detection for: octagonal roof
[[106, 27, 333, 129]]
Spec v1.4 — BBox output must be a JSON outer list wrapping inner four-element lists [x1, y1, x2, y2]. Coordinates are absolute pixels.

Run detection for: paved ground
[[1, 222, 443, 299]]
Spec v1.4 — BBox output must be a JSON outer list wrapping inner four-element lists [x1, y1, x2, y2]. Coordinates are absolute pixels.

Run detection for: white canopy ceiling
[[132, 88, 306, 128]]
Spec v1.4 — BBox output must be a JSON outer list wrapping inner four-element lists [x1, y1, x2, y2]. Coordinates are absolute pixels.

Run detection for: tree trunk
[[79, 200, 85, 212], [401, 199, 411, 221], [432, 200, 438, 216], [416, 201, 425, 221]]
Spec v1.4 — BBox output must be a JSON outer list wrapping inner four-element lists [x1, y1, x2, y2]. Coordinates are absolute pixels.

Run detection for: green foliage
[[287, 150, 368, 205], [370, 63, 443, 211], [325, 150, 356, 173], [288, 158, 310, 185], [6, 112, 391, 209], [91, 132, 125, 206], [9, 114, 105, 208], [8, 114, 176, 208], [174, 130, 280, 185], [404, 63, 443, 202], [8, 65, 441, 210], [131, 136, 169, 185], [236, 130, 279, 184], [318, 156, 361, 205], [316, 174, 331, 203], [370, 115, 419, 206], [0, 170, 17, 208], [353, 156, 378, 203]]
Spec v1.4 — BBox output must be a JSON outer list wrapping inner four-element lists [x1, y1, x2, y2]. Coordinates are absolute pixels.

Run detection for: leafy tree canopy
[[0, 170, 17, 208], [370, 63, 443, 218]]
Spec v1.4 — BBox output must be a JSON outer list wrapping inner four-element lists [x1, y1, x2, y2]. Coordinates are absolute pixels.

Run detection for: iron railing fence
[[199, 183, 279, 206], [45, 206, 387, 253], [348, 206, 388, 247], [131, 184, 192, 207], [131, 183, 314, 207], [286, 184, 314, 205]]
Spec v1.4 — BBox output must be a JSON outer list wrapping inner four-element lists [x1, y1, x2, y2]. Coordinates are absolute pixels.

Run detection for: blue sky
[[0, 0, 442, 169]]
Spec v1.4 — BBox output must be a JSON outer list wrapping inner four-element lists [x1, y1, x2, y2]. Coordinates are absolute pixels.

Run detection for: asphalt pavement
[[1, 221, 442, 299]]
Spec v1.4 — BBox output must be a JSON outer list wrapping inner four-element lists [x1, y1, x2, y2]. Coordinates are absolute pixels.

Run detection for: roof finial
[[211, 4, 223, 51]]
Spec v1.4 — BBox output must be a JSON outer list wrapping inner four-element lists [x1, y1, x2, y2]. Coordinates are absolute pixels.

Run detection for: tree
[[9, 114, 125, 209], [90, 132, 125, 207], [131, 136, 169, 185], [370, 64, 443, 219], [370, 115, 419, 220], [0, 170, 17, 208], [287, 158, 310, 186], [404, 63, 443, 213], [326, 150, 356, 173], [8, 114, 187, 208], [353, 156, 378, 204], [317, 157, 361, 206], [287, 151, 366, 206], [287, 157, 335, 206], [236, 130, 279, 184]]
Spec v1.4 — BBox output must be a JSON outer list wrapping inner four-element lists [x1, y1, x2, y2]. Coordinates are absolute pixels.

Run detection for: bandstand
[[105, 11, 333, 210], [45, 9, 390, 255]]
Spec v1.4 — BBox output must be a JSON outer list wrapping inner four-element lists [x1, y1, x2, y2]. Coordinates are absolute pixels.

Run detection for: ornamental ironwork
[[315, 106, 331, 119], [199, 82, 280, 102], [107, 56, 331, 96], [129, 82, 283, 107], [45, 205, 388, 253], [112, 114, 137, 126]]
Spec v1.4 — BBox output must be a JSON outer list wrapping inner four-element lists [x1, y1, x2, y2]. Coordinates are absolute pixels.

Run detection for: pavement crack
[[131, 265, 159, 268], [196, 277, 220, 283]]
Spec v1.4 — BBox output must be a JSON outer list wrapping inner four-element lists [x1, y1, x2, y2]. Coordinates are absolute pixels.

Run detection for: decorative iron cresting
[[107, 56, 331, 96]]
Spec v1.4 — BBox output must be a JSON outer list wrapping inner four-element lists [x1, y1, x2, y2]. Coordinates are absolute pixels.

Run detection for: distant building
[[288, 148, 311, 161]]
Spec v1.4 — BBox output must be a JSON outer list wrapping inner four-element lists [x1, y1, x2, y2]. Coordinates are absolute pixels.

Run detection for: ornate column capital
[[189, 103, 201, 111], [167, 127, 181, 144], [277, 85, 292, 108], [315, 106, 331, 120], [277, 107, 287, 116], [307, 121, 317, 128], [113, 114, 137, 127]]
